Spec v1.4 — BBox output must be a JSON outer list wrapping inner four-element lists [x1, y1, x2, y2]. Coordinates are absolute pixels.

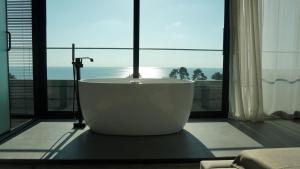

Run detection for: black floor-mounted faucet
[[72, 44, 93, 129]]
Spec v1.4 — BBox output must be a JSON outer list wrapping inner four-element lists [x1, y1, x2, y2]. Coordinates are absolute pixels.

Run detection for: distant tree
[[211, 72, 223, 80], [178, 67, 190, 80], [169, 67, 191, 80], [169, 69, 179, 79], [192, 68, 207, 80], [9, 73, 16, 80]]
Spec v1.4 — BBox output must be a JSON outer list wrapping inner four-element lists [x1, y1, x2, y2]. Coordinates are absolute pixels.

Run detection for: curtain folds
[[262, 0, 300, 119], [229, 0, 264, 121]]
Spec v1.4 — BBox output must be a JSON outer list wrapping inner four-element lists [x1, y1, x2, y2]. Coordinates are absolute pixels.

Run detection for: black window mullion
[[32, 0, 48, 118], [133, 0, 140, 78], [221, 0, 230, 118]]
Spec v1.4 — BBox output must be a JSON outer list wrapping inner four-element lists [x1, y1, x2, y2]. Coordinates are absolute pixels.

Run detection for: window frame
[[39, 0, 230, 119]]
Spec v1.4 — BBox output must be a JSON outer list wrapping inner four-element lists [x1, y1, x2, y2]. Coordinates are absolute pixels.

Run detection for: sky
[[47, 0, 224, 68]]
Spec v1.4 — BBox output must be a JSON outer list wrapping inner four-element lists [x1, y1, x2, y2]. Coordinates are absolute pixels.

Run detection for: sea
[[11, 67, 223, 80]]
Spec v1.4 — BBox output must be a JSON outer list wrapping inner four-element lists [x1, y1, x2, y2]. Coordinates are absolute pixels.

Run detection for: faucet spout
[[80, 57, 94, 62]]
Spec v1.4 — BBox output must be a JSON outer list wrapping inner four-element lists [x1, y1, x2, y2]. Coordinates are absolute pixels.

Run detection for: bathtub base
[[89, 127, 184, 136], [89, 130, 183, 136]]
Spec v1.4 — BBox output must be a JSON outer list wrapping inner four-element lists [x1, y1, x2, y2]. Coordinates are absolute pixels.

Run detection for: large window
[[47, 0, 225, 115]]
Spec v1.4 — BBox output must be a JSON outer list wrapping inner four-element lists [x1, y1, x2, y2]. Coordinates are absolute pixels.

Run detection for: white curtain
[[262, 0, 300, 118], [229, 0, 264, 121]]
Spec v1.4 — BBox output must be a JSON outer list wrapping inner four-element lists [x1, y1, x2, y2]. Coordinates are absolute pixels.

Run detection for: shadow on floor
[[51, 129, 214, 160]]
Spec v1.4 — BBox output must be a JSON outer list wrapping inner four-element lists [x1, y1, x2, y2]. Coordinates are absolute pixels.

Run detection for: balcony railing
[[47, 80, 222, 112], [9, 47, 223, 115], [46, 47, 223, 112]]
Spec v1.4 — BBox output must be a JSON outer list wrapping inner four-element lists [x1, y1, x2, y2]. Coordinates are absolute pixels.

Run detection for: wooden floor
[[0, 119, 299, 168]]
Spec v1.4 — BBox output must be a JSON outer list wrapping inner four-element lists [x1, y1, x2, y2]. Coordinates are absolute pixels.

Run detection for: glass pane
[[140, 0, 224, 112], [47, 49, 133, 79], [7, 0, 34, 128], [47, 0, 133, 47], [47, 0, 133, 111], [47, 49, 133, 111], [140, 50, 223, 111], [0, 0, 10, 134], [140, 0, 224, 49]]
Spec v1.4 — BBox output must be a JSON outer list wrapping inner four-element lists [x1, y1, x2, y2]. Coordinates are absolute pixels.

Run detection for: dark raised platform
[[0, 119, 299, 166]]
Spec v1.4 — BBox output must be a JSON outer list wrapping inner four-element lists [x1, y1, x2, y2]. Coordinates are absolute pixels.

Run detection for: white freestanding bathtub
[[79, 78, 194, 135]]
